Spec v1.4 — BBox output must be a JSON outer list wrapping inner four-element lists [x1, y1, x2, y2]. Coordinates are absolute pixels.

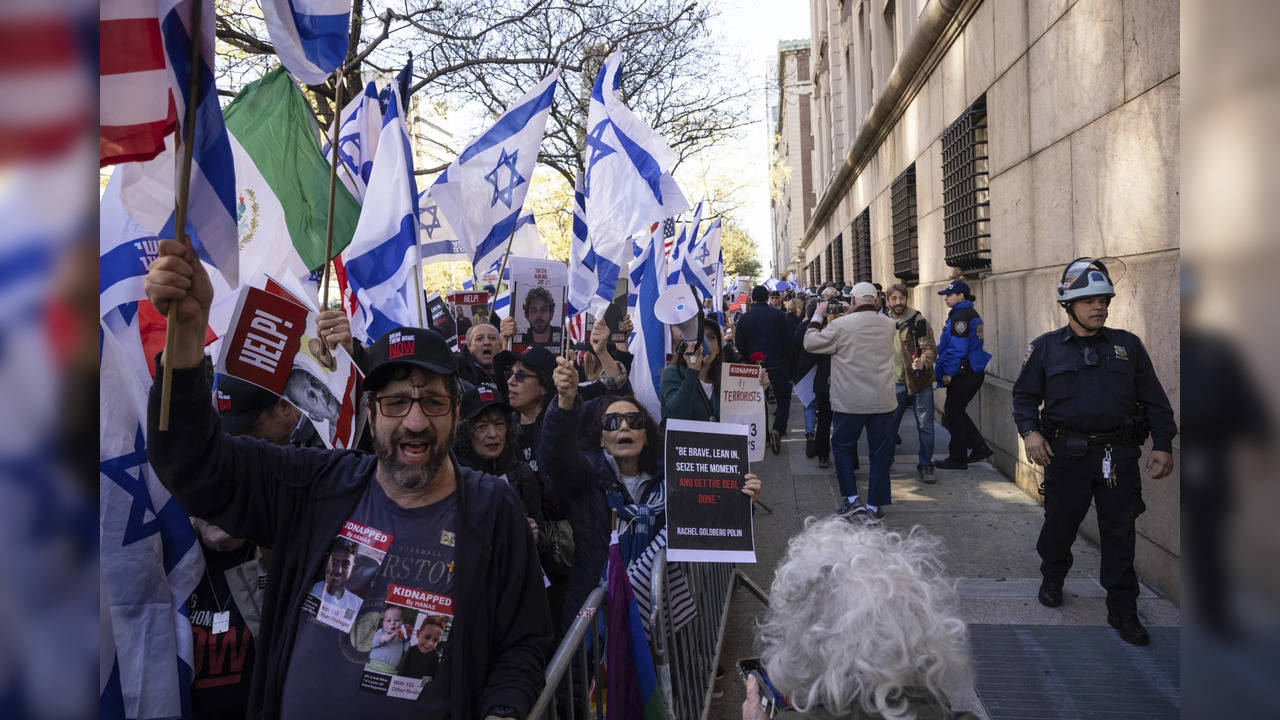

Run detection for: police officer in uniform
[[1013, 258, 1176, 646]]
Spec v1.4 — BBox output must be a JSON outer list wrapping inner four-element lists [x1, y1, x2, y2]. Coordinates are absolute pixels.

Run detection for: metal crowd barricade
[[529, 551, 747, 720], [528, 587, 606, 720]]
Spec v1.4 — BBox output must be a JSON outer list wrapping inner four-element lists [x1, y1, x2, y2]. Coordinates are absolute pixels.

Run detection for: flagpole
[[320, 66, 347, 310], [485, 222, 520, 317], [159, 0, 206, 432]]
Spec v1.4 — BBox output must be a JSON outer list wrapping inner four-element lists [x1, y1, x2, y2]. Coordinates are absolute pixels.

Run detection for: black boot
[[1037, 579, 1063, 608], [1108, 614, 1150, 646]]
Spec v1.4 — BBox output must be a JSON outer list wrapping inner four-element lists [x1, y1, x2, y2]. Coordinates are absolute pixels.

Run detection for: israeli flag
[[509, 210, 546, 259], [691, 216, 723, 302], [323, 80, 383, 200], [581, 51, 689, 317], [101, 318, 205, 720], [418, 191, 465, 260], [259, 0, 352, 85], [566, 171, 622, 318], [627, 230, 669, 419], [666, 201, 704, 287], [340, 86, 422, 345], [427, 69, 560, 280]]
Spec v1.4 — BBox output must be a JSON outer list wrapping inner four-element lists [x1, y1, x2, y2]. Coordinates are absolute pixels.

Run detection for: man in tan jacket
[[802, 282, 898, 521], [886, 284, 940, 484]]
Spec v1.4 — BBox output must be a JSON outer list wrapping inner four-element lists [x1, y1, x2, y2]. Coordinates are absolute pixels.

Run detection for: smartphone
[[737, 657, 790, 714]]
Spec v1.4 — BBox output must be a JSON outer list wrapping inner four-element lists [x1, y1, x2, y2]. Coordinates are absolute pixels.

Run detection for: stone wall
[[801, 0, 1181, 602]]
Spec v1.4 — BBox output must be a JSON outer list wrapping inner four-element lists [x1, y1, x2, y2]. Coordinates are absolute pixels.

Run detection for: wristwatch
[[1019, 428, 1038, 438]]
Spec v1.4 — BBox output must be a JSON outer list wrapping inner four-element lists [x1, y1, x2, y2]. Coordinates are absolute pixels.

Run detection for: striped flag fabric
[[323, 80, 383, 200], [427, 69, 560, 281], [605, 530, 665, 720], [258, 0, 352, 85], [567, 170, 622, 319], [223, 67, 359, 290], [100, 0, 175, 166], [339, 85, 423, 344], [579, 51, 688, 320], [627, 231, 668, 420], [100, 316, 205, 720]]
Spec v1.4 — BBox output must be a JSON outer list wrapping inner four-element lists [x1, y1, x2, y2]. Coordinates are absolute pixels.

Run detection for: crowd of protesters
[[144, 236, 1173, 719]]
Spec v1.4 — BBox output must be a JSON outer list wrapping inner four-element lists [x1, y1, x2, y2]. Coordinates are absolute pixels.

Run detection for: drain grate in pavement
[[968, 624, 1179, 719]]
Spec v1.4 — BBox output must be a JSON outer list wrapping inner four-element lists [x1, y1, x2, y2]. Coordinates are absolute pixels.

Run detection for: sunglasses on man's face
[[601, 411, 647, 432]]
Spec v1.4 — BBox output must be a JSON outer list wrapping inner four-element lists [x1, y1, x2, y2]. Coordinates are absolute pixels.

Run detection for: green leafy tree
[[720, 216, 761, 284]]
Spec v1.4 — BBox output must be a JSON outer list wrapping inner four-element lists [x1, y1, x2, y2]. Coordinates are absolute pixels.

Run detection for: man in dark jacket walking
[[735, 285, 793, 453], [143, 238, 550, 720]]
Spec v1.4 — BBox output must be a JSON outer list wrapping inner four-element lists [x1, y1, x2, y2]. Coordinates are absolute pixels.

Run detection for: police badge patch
[[1023, 343, 1034, 365], [1113, 345, 1129, 361], [953, 320, 968, 335]]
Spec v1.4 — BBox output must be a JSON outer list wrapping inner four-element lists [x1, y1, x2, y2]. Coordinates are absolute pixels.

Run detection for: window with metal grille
[[832, 233, 845, 285], [824, 242, 834, 283], [850, 209, 871, 283], [891, 164, 919, 283], [941, 95, 990, 271]]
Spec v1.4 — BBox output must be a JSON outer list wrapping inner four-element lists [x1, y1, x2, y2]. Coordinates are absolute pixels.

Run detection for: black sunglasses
[[507, 369, 534, 384], [601, 411, 647, 432]]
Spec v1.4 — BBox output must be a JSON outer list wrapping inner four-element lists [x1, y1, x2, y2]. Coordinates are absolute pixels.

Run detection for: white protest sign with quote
[[720, 363, 767, 462]]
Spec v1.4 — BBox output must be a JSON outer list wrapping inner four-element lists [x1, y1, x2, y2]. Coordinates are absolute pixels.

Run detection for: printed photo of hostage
[[359, 584, 454, 700], [514, 285, 563, 352], [285, 368, 340, 429], [306, 521, 393, 633]]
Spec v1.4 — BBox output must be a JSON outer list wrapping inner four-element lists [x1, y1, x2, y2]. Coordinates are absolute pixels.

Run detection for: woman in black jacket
[[539, 357, 762, 629]]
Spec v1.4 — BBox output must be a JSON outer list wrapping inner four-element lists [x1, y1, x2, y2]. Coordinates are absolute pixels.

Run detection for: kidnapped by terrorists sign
[[665, 419, 756, 563]]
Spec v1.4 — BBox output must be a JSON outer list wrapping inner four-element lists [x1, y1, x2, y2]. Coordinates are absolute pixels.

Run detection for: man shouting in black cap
[[143, 238, 550, 720]]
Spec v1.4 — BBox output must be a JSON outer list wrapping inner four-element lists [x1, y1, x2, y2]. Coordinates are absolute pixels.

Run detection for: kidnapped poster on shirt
[[216, 277, 365, 450], [508, 256, 566, 353], [358, 585, 454, 699], [303, 521, 392, 633], [664, 418, 756, 563]]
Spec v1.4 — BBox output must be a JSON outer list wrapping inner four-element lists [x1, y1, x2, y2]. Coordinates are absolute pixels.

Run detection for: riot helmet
[[1056, 257, 1124, 305]]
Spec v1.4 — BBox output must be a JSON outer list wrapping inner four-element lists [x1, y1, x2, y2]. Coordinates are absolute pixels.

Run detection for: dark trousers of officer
[[1036, 439, 1146, 616], [941, 370, 987, 460]]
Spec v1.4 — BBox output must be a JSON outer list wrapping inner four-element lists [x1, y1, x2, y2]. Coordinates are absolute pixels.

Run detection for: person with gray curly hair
[[744, 518, 976, 720]]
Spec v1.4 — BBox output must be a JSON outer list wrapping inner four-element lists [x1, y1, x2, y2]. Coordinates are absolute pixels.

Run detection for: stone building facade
[[770, 40, 816, 280], [787, 0, 1180, 600]]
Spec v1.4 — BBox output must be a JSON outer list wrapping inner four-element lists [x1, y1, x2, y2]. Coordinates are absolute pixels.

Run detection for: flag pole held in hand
[[159, 0, 206, 432], [320, 66, 346, 310]]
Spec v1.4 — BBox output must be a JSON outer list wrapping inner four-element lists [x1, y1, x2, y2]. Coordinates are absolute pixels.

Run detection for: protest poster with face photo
[[302, 521, 393, 633], [356, 585, 454, 700], [664, 418, 756, 563], [508, 256, 567, 353], [446, 291, 491, 350], [217, 279, 365, 450]]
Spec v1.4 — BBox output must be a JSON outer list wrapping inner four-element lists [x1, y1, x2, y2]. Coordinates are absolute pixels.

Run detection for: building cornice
[[801, 0, 975, 251]]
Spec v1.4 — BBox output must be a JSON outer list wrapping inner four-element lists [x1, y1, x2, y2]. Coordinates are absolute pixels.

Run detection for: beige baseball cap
[[850, 282, 878, 305]]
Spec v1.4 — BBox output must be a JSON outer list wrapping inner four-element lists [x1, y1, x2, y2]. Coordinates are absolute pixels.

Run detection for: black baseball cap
[[938, 279, 971, 296], [214, 375, 280, 436], [365, 327, 458, 393], [459, 380, 512, 420], [493, 345, 558, 381]]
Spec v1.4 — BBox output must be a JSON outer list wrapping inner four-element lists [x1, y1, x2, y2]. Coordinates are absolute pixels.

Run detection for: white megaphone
[[655, 284, 704, 349]]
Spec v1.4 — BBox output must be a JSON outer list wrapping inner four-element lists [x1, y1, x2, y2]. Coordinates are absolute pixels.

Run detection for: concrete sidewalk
[[707, 397, 1180, 719]]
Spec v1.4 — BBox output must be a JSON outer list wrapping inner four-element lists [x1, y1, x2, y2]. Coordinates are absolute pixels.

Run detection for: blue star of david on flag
[[485, 148, 527, 208], [583, 119, 615, 198], [422, 203, 441, 238]]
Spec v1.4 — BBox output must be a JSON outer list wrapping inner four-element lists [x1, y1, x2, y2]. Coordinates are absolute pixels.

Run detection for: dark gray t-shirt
[[280, 480, 458, 718]]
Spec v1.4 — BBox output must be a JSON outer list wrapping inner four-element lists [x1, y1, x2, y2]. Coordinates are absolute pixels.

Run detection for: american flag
[[661, 217, 677, 260], [100, 0, 177, 166]]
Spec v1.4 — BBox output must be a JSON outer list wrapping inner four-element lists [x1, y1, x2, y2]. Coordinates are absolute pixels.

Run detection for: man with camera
[[803, 282, 898, 521]]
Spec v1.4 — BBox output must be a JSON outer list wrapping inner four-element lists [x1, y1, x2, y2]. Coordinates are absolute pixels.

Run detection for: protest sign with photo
[[508, 256, 566, 353], [446, 291, 491, 349], [665, 418, 756, 564], [217, 282, 365, 450], [720, 363, 767, 462]]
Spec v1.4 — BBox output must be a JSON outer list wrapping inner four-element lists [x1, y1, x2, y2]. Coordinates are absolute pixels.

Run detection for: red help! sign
[[447, 291, 489, 306], [222, 287, 309, 394]]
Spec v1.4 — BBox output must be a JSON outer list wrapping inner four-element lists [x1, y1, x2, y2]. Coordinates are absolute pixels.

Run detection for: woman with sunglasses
[[540, 356, 762, 630]]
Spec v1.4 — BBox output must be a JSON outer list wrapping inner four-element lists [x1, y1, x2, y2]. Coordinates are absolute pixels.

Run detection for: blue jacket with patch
[[935, 300, 992, 383]]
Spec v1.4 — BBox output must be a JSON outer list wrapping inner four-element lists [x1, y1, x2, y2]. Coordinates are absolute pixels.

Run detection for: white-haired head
[[757, 518, 972, 719]]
